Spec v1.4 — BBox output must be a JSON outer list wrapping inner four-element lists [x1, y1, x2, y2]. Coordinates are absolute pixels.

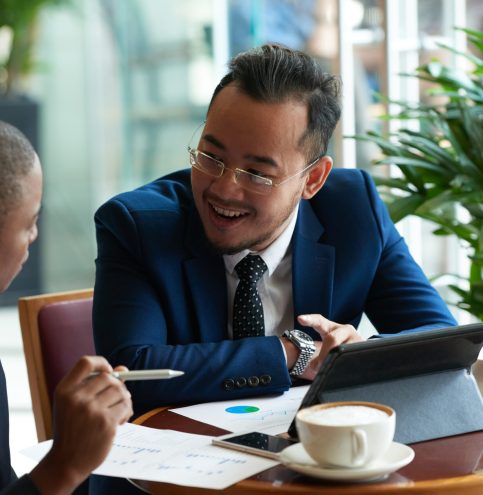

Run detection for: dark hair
[[0, 121, 36, 227], [208, 44, 341, 160]]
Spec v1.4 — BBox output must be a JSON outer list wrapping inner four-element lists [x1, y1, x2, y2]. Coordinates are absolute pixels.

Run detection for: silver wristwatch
[[283, 329, 316, 377]]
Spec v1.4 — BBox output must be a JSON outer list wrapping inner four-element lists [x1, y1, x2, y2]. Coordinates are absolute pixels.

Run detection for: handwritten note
[[171, 385, 309, 434], [21, 423, 278, 489]]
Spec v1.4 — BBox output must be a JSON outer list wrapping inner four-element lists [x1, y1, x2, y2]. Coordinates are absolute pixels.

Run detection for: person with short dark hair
[[93, 43, 456, 412], [0, 121, 133, 495]]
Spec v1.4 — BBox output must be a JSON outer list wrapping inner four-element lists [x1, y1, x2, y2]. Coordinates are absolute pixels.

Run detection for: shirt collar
[[224, 204, 299, 277]]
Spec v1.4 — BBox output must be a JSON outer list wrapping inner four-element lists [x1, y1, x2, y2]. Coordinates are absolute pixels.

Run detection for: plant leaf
[[386, 194, 426, 223]]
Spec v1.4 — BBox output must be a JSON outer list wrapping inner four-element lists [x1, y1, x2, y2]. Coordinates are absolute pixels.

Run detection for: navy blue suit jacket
[[0, 362, 40, 494], [93, 168, 456, 415]]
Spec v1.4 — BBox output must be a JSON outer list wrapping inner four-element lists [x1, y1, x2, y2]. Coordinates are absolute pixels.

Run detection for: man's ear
[[302, 156, 333, 199]]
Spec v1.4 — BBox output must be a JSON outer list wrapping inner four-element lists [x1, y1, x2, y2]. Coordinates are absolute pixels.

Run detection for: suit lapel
[[182, 201, 335, 342], [184, 205, 227, 343], [292, 201, 335, 333]]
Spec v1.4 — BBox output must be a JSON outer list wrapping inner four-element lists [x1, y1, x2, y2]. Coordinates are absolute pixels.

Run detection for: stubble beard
[[205, 190, 301, 255]]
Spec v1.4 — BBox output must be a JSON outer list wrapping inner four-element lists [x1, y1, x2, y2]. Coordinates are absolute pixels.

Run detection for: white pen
[[88, 369, 184, 381]]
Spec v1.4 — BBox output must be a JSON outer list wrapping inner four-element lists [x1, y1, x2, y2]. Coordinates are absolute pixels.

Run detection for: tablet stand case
[[288, 323, 483, 444], [321, 368, 482, 444]]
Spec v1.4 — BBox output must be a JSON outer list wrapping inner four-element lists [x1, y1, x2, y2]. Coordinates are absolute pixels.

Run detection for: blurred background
[[1, 0, 482, 475]]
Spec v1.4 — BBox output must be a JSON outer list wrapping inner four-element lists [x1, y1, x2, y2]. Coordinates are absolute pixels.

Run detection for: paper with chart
[[171, 385, 310, 434], [21, 422, 278, 490]]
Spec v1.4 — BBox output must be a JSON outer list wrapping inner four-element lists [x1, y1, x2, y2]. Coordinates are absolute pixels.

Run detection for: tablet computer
[[287, 323, 483, 442]]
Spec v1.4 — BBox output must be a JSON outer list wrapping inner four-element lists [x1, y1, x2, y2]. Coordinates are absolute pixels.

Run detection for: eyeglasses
[[188, 147, 320, 195]]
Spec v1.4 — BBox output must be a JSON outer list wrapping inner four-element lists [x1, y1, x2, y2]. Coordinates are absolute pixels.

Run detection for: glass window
[[1, 0, 479, 306]]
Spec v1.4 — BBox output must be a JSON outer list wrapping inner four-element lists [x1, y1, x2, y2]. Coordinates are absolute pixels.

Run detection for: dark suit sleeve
[[93, 197, 291, 414], [0, 366, 40, 495], [0, 475, 42, 495], [360, 170, 457, 333]]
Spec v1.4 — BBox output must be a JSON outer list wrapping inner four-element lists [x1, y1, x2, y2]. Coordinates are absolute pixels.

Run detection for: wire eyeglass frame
[[188, 147, 321, 195]]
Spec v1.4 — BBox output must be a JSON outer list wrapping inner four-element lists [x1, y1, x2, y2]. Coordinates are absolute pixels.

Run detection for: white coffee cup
[[296, 401, 395, 468]]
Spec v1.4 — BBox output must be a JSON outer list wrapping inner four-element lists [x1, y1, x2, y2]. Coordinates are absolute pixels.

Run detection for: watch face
[[291, 330, 313, 343]]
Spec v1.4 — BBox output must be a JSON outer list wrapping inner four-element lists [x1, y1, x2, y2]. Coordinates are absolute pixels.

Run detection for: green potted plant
[[355, 27, 483, 321], [0, 0, 69, 305], [0, 0, 70, 96]]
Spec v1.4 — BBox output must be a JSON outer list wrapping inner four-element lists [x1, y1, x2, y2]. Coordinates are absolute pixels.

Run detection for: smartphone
[[212, 431, 297, 460]]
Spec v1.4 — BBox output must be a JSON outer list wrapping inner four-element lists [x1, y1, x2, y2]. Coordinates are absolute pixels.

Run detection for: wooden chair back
[[18, 289, 94, 441]]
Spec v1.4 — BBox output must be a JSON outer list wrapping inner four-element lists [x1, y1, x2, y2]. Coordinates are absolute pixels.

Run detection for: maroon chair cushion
[[38, 298, 95, 403]]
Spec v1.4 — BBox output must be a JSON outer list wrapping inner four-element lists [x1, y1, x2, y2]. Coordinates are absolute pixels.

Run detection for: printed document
[[171, 385, 309, 434], [21, 423, 278, 490]]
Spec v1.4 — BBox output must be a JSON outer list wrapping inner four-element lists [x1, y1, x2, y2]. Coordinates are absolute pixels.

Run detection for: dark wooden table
[[131, 407, 483, 495]]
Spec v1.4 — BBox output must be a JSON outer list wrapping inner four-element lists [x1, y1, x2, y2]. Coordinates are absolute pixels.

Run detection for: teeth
[[212, 204, 245, 218]]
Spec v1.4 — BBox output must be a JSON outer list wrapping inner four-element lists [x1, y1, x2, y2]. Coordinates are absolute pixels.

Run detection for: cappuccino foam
[[306, 405, 388, 426]]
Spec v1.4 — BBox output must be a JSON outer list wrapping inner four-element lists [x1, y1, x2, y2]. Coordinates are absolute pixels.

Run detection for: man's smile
[[210, 202, 249, 219]]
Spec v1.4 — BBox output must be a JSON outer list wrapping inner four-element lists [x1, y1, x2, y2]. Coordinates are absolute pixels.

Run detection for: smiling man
[[93, 44, 456, 415], [190, 85, 330, 256], [0, 121, 133, 495]]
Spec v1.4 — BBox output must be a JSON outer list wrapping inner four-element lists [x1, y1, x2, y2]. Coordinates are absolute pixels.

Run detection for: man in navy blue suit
[[0, 121, 133, 494], [93, 44, 456, 417]]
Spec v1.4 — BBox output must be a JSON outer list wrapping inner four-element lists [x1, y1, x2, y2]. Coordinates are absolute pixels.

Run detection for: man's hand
[[298, 314, 363, 380], [30, 355, 133, 495], [282, 314, 363, 381]]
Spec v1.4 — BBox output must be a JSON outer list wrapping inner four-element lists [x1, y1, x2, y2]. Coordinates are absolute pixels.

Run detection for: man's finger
[[297, 313, 341, 336], [57, 356, 113, 392]]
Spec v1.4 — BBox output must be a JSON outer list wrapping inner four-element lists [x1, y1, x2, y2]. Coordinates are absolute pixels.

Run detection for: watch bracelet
[[290, 350, 312, 376], [285, 330, 315, 376]]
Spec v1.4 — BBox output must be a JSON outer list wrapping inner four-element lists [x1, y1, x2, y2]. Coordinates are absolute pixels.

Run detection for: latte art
[[305, 405, 389, 426]]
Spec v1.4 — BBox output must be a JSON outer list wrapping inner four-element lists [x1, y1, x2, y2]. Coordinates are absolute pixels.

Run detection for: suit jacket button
[[235, 377, 247, 388], [223, 379, 235, 391], [260, 374, 272, 385], [248, 376, 260, 387]]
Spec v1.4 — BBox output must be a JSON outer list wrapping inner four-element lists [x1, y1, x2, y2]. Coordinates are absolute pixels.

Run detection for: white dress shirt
[[224, 205, 298, 341]]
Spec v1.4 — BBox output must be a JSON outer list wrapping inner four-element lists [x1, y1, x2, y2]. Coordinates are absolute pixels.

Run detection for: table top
[[131, 407, 483, 495]]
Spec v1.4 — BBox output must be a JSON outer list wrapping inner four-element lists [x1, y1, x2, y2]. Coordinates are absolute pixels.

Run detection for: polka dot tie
[[233, 254, 268, 339]]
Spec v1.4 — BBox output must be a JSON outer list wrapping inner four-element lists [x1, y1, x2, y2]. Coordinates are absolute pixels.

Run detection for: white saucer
[[279, 442, 415, 482]]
